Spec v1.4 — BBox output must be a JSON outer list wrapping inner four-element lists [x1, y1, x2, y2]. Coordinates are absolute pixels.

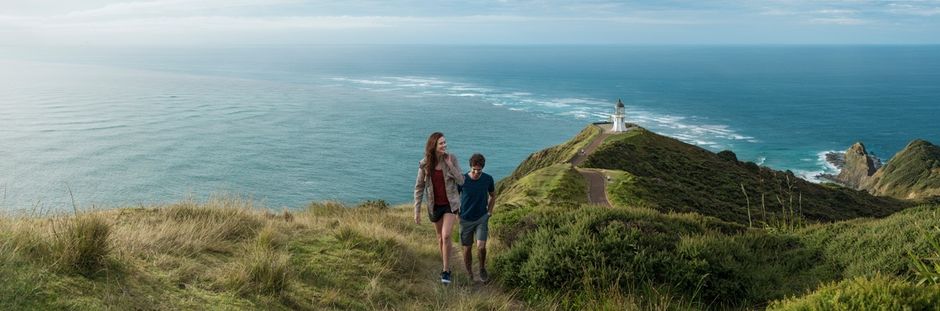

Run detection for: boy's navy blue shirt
[[458, 172, 494, 221]]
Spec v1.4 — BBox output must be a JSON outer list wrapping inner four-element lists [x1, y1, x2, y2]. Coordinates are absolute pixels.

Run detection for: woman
[[414, 132, 464, 284]]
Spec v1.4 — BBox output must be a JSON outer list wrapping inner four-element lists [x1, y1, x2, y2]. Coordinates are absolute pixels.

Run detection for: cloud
[[63, 0, 302, 18], [4, 13, 698, 34], [1, 0, 938, 45], [887, 3, 940, 16], [809, 17, 867, 25]]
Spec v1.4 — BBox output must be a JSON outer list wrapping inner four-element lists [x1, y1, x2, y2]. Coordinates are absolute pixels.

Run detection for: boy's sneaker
[[479, 269, 489, 283], [441, 270, 452, 284]]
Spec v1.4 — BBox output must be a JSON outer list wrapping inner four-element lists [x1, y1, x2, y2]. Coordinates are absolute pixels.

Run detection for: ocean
[[2, 45, 938, 211]]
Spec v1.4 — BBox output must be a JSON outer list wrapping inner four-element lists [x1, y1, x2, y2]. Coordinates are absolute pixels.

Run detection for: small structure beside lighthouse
[[611, 99, 627, 132]]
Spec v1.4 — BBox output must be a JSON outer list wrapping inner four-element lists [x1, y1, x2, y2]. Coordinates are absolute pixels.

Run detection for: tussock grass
[[51, 214, 112, 276], [222, 243, 292, 296], [1, 197, 526, 310]]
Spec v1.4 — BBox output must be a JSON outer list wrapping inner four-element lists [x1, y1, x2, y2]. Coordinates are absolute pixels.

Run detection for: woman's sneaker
[[441, 270, 452, 284]]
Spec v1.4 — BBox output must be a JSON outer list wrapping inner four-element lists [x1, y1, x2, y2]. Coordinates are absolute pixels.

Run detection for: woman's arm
[[413, 164, 426, 216], [446, 154, 465, 186]]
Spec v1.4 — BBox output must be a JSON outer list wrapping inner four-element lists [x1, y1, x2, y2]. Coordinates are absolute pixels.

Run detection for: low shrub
[[494, 206, 833, 307], [357, 200, 389, 210]]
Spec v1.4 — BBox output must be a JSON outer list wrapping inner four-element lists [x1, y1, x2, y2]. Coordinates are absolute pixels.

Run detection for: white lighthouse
[[611, 99, 627, 132]]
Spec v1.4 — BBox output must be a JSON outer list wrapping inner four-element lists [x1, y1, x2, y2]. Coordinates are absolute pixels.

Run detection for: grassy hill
[[4, 124, 937, 310], [497, 163, 587, 209], [488, 124, 938, 309], [863, 139, 940, 201], [580, 127, 908, 225], [496, 125, 601, 196], [0, 198, 521, 310]]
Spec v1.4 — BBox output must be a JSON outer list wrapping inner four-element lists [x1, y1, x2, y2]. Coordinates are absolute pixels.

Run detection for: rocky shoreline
[[815, 150, 883, 185]]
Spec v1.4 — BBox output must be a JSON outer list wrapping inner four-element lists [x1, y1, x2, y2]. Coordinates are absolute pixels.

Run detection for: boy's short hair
[[469, 153, 485, 168]]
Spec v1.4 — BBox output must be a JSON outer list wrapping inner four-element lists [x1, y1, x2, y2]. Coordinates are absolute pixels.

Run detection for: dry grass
[[0, 197, 529, 310]]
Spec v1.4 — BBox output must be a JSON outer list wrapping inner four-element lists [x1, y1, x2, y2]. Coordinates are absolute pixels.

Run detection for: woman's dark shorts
[[429, 204, 454, 223]]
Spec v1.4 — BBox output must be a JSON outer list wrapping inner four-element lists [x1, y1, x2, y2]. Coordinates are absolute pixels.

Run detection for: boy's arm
[[487, 176, 496, 215], [487, 191, 496, 215]]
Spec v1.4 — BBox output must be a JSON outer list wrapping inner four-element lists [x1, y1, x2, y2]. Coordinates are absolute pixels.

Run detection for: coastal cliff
[[835, 142, 879, 189], [827, 139, 940, 201], [863, 139, 940, 200]]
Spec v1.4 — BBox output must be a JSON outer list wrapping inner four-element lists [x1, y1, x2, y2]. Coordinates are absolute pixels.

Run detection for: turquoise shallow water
[[1, 45, 938, 211]]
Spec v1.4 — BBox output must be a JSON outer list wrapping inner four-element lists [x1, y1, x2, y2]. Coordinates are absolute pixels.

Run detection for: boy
[[458, 153, 496, 283]]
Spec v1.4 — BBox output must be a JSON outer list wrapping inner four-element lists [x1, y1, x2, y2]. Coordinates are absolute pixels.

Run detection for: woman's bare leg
[[434, 218, 445, 271], [439, 213, 457, 272]]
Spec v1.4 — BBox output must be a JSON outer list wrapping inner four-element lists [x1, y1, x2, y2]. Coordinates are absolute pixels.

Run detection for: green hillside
[[580, 127, 907, 224], [489, 125, 937, 309], [864, 139, 940, 201], [497, 163, 587, 208], [798, 204, 940, 279], [496, 125, 601, 195]]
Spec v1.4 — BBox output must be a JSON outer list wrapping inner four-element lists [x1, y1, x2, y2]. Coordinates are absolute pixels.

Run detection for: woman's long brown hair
[[424, 132, 444, 171]]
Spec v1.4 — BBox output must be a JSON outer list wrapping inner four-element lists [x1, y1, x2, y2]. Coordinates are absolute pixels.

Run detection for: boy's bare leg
[[478, 240, 488, 281], [463, 245, 474, 280]]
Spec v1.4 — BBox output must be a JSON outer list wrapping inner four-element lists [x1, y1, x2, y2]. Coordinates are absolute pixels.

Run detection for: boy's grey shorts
[[459, 214, 490, 246]]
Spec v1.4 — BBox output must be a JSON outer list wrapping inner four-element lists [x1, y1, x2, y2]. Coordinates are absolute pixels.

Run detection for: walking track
[[570, 124, 614, 207]]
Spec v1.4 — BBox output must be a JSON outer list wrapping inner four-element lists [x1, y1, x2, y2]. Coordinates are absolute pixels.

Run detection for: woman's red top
[[431, 169, 449, 205]]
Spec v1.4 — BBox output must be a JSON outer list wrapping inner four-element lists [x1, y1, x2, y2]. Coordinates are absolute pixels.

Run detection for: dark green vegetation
[[491, 124, 940, 309], [864, 139, 940, 200], [491, 205, 840, 309], [581, 127, 908, 224]]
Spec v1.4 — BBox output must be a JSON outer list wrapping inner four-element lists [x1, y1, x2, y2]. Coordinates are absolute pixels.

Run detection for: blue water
[[2, 45, 939, 211]]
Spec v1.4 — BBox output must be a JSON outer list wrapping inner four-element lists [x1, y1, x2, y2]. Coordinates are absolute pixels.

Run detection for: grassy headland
[[4, 124, 939, 310], [581, 127, 909, 224], [490, 124, 940, 309], [863, 139, 940, 200]]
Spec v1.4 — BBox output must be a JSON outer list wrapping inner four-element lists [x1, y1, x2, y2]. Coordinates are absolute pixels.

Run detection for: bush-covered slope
[[864, 139, 940, 201], [490, 204, 837, 309], [581, 127, 908, 224]]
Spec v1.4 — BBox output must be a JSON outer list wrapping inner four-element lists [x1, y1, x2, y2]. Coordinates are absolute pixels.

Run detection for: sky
[[1, 0, 939, 46]]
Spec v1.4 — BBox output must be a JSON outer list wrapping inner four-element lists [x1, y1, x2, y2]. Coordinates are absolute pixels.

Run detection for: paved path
[[571, 124, 614, 207], [578, 169, 611, 207], [570, 127, 611, 166]]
